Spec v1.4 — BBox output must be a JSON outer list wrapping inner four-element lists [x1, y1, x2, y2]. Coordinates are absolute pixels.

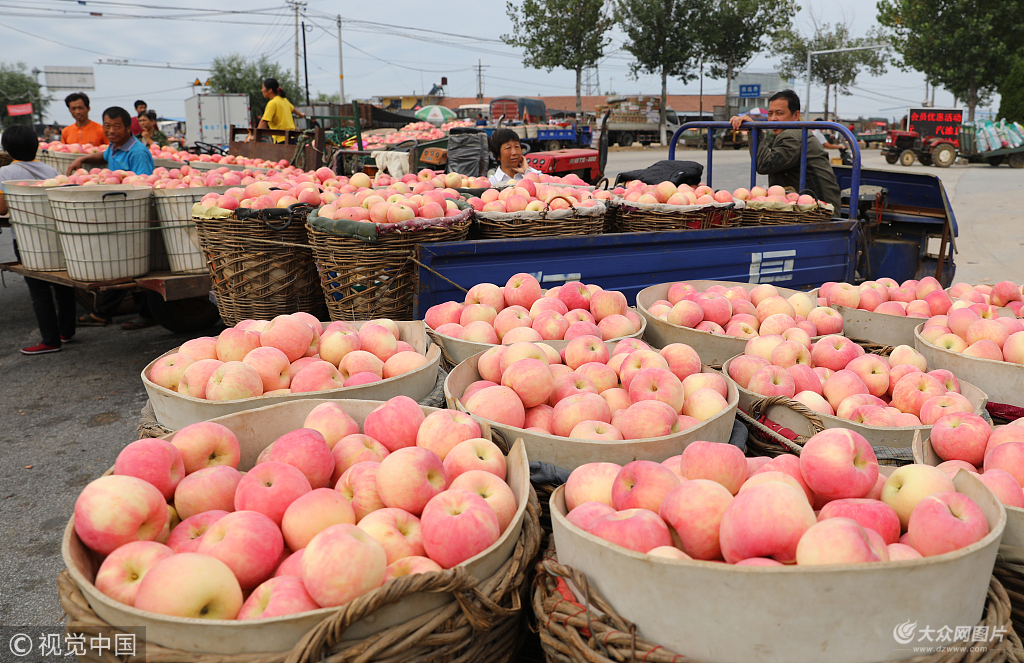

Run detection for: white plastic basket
[[37, 149, 59, 170], [46, 185, 155, 281], [153, 187, 230, 274], [3, 180, 66, 271]]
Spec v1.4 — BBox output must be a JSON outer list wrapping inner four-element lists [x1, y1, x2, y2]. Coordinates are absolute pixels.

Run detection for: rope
[[408, 257, 469, 293]]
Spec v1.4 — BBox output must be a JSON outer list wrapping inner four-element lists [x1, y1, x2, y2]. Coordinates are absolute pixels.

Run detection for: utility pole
[[287, 0, 306, 91], [302, 21, 310, 106], [337, 15, 345, 103], [477, 60, 483, 100]]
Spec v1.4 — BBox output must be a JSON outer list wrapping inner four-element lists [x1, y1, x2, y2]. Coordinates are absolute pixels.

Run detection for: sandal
[[122, 318, 156, 330], [77, 313, 113, 326]]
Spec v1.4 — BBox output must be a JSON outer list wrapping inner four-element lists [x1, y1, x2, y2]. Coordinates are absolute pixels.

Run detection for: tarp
[[447, 131, 489, 177], [613, 160, 704, 187]]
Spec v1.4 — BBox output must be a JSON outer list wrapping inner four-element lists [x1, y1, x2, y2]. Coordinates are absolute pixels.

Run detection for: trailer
[[184, 94, 251, 149]]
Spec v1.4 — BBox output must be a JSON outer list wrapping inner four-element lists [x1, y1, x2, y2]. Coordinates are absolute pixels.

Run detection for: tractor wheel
[[932, 143, 956, 168], [986, 156, 1005, 167], [899, 150, 916, 166], [884, 152, 899, 164], [545, 140, 561, 151], [617, 132, 635, 148], [714, 137, 724, 150], [919, 154, 932, 166], [1009, 153, 1024, 169]]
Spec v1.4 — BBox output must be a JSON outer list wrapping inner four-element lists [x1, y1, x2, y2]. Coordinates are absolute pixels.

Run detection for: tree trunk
[[725, 57, 734, 108], [576, 66, 583, 120], [968, 82, 977, 122], [834, 86, 838, 123], [823, 82, 830, 120], [660, 66, 668, 146]]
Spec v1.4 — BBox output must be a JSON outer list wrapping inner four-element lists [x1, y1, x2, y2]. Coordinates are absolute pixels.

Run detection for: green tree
[[775, 22, 888, 119], [700, 0, 799, 106], [616, 0, 706, 145], [878, 0, 1024, 121], [502, 0, 612, 118], [207, 54, 297, 123], [0, 63, 49, 128], [998, 59, 1024, 123]]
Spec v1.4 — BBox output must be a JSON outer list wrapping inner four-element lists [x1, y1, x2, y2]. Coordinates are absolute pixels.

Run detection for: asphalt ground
[[1, 145, 1020, 637]]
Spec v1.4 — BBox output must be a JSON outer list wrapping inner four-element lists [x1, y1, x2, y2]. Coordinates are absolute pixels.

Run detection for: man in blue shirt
[[66, 106, 155, 176]]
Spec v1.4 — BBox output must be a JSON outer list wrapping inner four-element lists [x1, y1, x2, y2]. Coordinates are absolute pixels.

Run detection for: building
[[727, 72, 794, 116]]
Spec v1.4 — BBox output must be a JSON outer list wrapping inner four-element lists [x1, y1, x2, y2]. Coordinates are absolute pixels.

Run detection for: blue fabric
[[102, 135, 154, 175]]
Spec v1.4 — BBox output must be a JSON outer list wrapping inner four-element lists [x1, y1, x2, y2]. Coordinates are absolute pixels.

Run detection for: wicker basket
[[615, 199, 741, 233], [533, 547, 1023, 663], [58, 488, 543, 663], [307, 209, 472, 321], [193, 204, 327, 326], [475, 197, 605, 239], [738, 203, 834, 226]]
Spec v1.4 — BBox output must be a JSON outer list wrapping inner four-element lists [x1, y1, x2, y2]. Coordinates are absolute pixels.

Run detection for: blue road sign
[[739, 84, 761, 98]]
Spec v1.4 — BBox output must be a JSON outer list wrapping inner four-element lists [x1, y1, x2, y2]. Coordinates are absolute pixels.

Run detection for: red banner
[[6, 103, 33, 117]]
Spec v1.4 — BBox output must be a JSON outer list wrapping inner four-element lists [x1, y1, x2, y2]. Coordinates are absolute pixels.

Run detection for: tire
[[899, 150, 916, 166], [145, 292, 221, 334], [1009, 153, 1024, 169], [932, 143, 956, 168], [919, 154, 932, 166], [732, 142, 742, 149], [545, 140, 561, 151], [885, 152, 899, 164], [617, 132, 635, 148], [987, 156, 1005, 167], [714, 137, 724, 150]]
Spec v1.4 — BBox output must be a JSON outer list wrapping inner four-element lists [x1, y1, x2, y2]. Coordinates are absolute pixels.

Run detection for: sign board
[[739, 84, 761, 98], [6, 103, 33, 116], [44, 66, 95, 90], [907, 107, 963, 147]]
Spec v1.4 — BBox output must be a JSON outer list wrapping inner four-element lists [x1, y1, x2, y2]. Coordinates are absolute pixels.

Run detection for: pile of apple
[[315, 187, 467, 223], [729, 336, 970, 428], [820, 276, 1010, 319], [950, 281, 1024, 316], [464, 178, 603, 213], [72, 396, 516, 620], [611, 181, 827, 208], [425, 275, 642, 344], [187, 153, 285, 169], [360, 168, 489, 190], [148, 145, 192, 162], [149, 314, 429, 401], [440, 119, 474, 130], [564, 430, 990, 564], [457, 337, 730, 440], [648, 282, 843, 339], [38, 141, 286, 169], [925, 415, 1024, 508], [38, 141, 104, 155], [362, 124, 445, 147], [918, 305, 1024, 365]]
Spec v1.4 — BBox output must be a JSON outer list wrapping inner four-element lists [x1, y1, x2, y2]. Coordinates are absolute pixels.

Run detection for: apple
[[260, 315, 315, 362], [552, 393, 612, 437], [799, 429, 879, 500], [449, 469, 518, 532], [376, 447, 447, 516], [747, 365, 796, 397], [356, 507, 425, 565], [205, 361, 265, 401], [504, 272, 543, 309], [234, 461, 312, 526], [421, 489, 501, 568], [817, 498, 901, 544], [667, 300, 704, 328], [881, 465, 956, 529], [302, 523, 387, 606], [845, 354, 890, 398], [330, 434, 389, 485], [173, 466, 241, 520], [424, 301, 465, 330], [74, 475, 168, 555], [576, 361, 619, 393], [629, 367, 685, 413], [658, 479, 732, 559], [611, 460, 682, 512], [810, 335, 863, 372], [166, 510, 229, 553], [565, 501, 617, 531], [612, 400, 679, 439], [281, 488, 356, 551], [728, 355, 771, 389], [796, 518, 882, 565], [907, 492, 989, 556], [464, 385, 526, 428], [134, 553, 243, 619], [198, 510, 284, 590], [114, 438, 185, 500], [718, 482, 817, 564], [442, 437, 507, 482], [679, 441, 746, 495], [179, 336, 219, 361], [413, 409, 481, 461], [94, 540, 174, 606], [338, 350, 385, 380], [363, 396, 426, 452], [502, 358, 554, 408], [258, 428, 334, 489], [891, 372, 945, 417], [216, 328, 263, 363], [588, 508, 673, 553], [808, 307, 844, 335], [237, 575, 320, 620], [565, 462, 621, 510], [177, 359, 224, 399], [149, 352, 195, 391]]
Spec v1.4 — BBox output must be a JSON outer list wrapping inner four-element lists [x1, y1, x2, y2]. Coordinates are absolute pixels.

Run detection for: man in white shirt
[[488, 128, 541, 186]]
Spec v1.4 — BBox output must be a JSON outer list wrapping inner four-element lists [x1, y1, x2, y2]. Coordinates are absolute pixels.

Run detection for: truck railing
[[668, 121, 863, 221]]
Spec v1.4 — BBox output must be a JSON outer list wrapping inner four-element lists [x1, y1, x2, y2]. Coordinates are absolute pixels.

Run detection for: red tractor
[[881, 130, 958, 168]]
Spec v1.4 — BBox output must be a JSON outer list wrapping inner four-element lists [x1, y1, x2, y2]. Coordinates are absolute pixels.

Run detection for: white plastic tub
[[721, 354, 988, 448], [46, 185, 155, 281], [432, 308, 647, 365], [3, 180, 65, 271], [834, 304, 1013, 348], [443, 346, 739, 470], [153, 187, 230, 274], [915, 323, 1024, 407], [142, 320, 441, 431], [637, 280, 832, 365], [550, 468, 1005, 663], [62, 398, 530, 654]]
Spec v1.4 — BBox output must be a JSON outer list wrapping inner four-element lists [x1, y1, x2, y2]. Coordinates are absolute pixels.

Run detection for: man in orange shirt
[[60, 92, 108, 147]]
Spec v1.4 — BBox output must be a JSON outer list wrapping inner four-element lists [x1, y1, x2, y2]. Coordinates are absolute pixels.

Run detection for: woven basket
[[615, 200, 740, 233], [58, 487, 543, 663], [533, 547, 1023, 663], [193, 204, 326, 326], [738, 203, 833, 226], [995, 563, 1024, 642], [475, 197, 605, 239], [307, 209, 472, 321]]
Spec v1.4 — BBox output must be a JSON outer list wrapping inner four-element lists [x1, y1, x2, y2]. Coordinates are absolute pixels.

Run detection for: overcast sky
[[5, 0, 988, 128]]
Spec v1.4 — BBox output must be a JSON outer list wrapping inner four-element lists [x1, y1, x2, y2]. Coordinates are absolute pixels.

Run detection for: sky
[[4, 0, 992, 129]]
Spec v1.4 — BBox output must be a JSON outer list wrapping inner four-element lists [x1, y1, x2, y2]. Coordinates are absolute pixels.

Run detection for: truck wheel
[[931, 144, 956, 168], [986, 156, 1005, 166], [885, 152, 899, 164], [714, 137, 724, 150], [899, 150, 916, 166], [919, 154, 932, 166], [617, 133, 635, 148], [545, 140, 561, 151], [1009, 153, 1024, 169], [146, 292, 221, 333]]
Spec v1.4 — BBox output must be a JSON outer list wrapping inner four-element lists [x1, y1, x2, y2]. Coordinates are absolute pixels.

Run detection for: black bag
[[614, 160, 704, 187], [447, 131, 489, 178]]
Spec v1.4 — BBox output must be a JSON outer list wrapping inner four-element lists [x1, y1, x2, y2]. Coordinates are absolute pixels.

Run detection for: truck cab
[[489, 97, 547, 124]]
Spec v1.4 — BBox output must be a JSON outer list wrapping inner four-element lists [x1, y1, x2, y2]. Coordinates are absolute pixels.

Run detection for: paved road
[[0, 148, 1021, 631]]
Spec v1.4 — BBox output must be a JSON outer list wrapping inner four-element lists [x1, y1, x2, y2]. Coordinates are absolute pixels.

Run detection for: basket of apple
[[61, 396, 539, 658], [736, 184, 835, 225], [822, 277, 1019, 348], [424, 274, 646, 365], [442, 335, 738, 470], [465, 179, 606, 238], [637, 280, 843, 367], [723, 334, 989, 450], [544, 429, 1008, 663], [142, 314, 441, 431], [613, 180, 745, 232], [914, 296, 1024, 409]]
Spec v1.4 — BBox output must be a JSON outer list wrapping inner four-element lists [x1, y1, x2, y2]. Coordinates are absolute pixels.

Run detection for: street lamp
[[805, 42, 888, 118]]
